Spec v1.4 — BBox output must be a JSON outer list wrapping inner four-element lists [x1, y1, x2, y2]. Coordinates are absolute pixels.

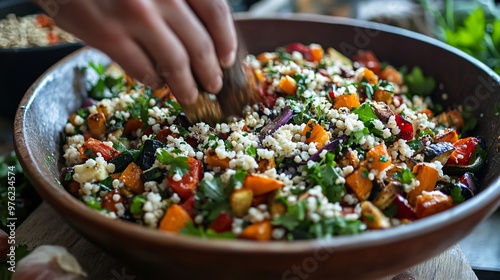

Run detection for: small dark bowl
[[0, 0, 83, 119], [14, 14, 500, 280]]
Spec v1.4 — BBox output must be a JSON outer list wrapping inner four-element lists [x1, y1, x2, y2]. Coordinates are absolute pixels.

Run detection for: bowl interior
[[13, 14, 500, 279]]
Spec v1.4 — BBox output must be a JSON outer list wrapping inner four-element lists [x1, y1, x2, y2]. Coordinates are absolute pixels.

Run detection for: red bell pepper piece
[[447, 137, 479, 166], [167, 157, 203, 200], [208, 211, 233, 233], [285, 43, 313, 61], [352, 50, 381, 76], [180, 196, 197, 219], [395, 114, 414, 141], [102, 189, 123, 214], [79, 137, 120, 161]]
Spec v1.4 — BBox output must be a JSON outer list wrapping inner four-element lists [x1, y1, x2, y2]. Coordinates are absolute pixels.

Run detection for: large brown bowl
[[14, 14, 500, 280]]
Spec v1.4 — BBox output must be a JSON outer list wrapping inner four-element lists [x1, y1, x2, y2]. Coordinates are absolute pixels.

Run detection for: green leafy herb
[[304, 153, 345, 203], [403, 66, 436, 96], [98, 176, 113, 192], [407, 138, 423, 151], [130, 195, 146, 215], [276, 47, 293, 62], [162, 98, 183, 116], [224, 140, 233, 151], [156, 149, 190, 177], [384, 204, 398, 218], [352, 103, 378, 125], [86, 62, 126, 100], [195, 170, 246, 224], [245, 145, 257, 158], [348, 127, 370, 146], [379, 155, 389, 163], [180, 222, 237, 239], [394, 168, 415, 185], [293, 73, 308, 95], [451, 185, 466, 203]]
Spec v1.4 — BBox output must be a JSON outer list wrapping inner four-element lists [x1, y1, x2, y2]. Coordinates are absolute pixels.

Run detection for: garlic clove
[[12, 245, 87, 280]]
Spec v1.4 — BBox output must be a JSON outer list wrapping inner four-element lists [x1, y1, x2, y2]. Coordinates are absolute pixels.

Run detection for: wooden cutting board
[[15, 202, 477, 280]]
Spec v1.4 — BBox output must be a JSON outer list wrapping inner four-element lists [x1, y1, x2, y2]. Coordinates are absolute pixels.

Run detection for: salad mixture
[[60, 43, 485, 241]]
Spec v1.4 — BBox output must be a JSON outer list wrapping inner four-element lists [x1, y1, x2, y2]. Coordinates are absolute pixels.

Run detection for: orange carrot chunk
[[159, 204, 193, 233]]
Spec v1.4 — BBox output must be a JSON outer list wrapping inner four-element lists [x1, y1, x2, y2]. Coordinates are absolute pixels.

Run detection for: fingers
[[155, 0, 223, 94], [186, 0, 238, 68]]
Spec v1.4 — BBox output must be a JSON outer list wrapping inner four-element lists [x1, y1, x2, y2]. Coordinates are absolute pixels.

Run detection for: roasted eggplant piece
[[371, 102, 394, 123], [373, 181, 402, 210], [423, 142, 455, 164], [136, 139, 166, 170]]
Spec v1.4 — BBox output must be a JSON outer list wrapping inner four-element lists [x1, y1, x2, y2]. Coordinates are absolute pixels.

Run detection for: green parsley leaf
[[130, 195, 146, 215], [352, 103, 378, 125], [245, 145, 257, 158], [403, 66, 436, 97], [156, 149, 190, 177], [401, 168, 415, 185]]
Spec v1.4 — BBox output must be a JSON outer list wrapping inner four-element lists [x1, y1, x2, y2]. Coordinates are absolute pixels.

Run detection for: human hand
[[35, 0, 237, 105]]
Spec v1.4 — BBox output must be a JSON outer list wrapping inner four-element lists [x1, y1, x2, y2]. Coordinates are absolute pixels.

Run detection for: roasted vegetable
[[301, 119, 330, 149], [79, 137, 120, 161], [393, 194, 417, 220], [240, 220, 272, 241], [230, 188, 253, 217], [373, 89, 392, 105], [110, 150, 136, 173], [333, 93, 361, 110], [119, 162, 144, 194], [209, 211, 233, 233], [361, 201, 390, 229], [87, 113, 107, 139], [366, 143, 391, 172], [434, 128, 459, 144], [423, 142, 455, 165], [415, 191, 453, 218], [136, 139, 165, 170], [371, 102, 394, 123], [373, 181, 401, 210], [395, 114, 414, 141], [407, 163, 439, 206], [380, 65, 403, 86], [167, 157, 203, 200], [279, 75, 297, 95], [205, 149, 230, 170], [345, 167, 373, 201], [243, 174, 285, 196], [159, 204, 192, 233], [260, 106, 292, 138], [362, 68, 379, 85]]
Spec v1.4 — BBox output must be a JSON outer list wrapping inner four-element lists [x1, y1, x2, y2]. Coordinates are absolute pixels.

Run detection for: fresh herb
[[358, 81, 375, 100], [224, 140, 233, 151], [84, 148, 97, 159], [245, 145, 257, 158], [421, 1, 500, 75], [156, 149, 190, 177], [402, 66, 436, 97], [348, 127, 370, 146], [195, 169, 247, 224], [162, 98, 183, 116], [352, 103, 378, 125], [85, 62, 126, 100], [293, 73, 308, 95], [304, 153, 345, 203], [451, 185, 466, 203], [127, 95, 150, 125], [130, 195, 146, 215], [98, 176, 113, 192], [180, 222, 237, 239], [394, 168, 415, 185], [361, 169, 370, 178], [407, 138, 423, 151], [276, 47, 293, 62]]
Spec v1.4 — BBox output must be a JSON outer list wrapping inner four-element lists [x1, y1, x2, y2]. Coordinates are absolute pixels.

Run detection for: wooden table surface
[[15, 202, 478, 280]]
